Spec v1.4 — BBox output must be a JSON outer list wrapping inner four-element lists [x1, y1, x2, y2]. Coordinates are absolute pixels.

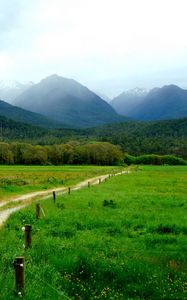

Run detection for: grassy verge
[[0, 166, 187, 299], [0, 165, 123, 201]]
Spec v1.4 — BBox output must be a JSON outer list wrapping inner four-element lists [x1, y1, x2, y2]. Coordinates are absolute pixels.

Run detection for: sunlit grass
[[0, 165, 123, 201]]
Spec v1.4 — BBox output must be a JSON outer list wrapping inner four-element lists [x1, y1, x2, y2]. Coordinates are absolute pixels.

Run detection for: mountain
[[110, 88, 148, 116], [14, 74, 124, 128], [0, 80, 33, 103], [0, 99, 64, 128], [131, 85, 187, 121]]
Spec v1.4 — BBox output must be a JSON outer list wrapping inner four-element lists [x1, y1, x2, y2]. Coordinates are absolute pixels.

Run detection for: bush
[[163, 155, 187, 165], [103, 199, 117, 208], [124, 154, 136, 165], [135, 154, 163, 165]]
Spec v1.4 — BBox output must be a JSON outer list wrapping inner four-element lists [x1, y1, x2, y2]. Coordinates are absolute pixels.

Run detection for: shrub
[[103, 199, 117, 208], [163, 155, 187, 165], [124, 154, 136, 165], [139, 154, 162, 165]]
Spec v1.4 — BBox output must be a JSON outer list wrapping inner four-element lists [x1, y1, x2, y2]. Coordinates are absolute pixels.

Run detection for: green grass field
[[0, 165, 123, 201], [0, 166, 187, 299]]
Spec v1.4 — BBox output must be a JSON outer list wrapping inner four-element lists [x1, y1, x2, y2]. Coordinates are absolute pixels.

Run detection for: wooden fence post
[[36, 203, 40, 220], [68, 187, 71, 194], [13, 257, 25, 296], [24, 225, 32, 248], [53, 191, 56, 203]]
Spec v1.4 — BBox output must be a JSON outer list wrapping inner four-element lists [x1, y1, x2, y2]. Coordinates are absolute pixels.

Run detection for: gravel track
[[0, 170, 129, 227]]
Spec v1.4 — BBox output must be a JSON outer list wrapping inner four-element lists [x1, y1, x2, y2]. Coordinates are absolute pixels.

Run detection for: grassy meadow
[[0, 166, 187, 299], [0, 165, 122, 201]]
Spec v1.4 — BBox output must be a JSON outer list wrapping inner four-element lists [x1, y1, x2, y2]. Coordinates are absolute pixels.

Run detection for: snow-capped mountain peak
[[124, 87, 149, 96], [0, 80, 33, 89], [0, 80, 33, 103]]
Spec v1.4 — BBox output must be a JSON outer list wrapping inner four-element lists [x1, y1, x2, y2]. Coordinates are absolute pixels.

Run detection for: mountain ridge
[[14, 74, 125, 128], [132, 85, 187, 120], [111, 85, 187, 121], [111, 87, 148, 116]]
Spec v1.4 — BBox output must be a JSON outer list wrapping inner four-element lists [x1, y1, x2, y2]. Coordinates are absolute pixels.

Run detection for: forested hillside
[[1, 115, 187, 158], [84, 118, 187, 158], [0, 100, 63, 128]]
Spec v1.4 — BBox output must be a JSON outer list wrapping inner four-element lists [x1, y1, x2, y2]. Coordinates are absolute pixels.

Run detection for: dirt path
[[0, 170, 129, 227]]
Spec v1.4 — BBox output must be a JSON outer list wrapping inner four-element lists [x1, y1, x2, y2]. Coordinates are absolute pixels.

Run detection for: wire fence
[[0, 169, 187, 298], [26, 267, 71, 300]]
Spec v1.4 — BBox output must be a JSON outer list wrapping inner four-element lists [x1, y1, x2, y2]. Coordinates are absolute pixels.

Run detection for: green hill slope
[[0, 99, 64, 128]]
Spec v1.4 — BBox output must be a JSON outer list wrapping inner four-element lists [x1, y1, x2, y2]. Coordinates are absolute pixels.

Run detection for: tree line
[[0, 141, 186, 166], [0, 142, 123, 166]]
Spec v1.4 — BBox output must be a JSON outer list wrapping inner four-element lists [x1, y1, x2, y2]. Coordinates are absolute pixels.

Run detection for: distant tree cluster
[[124, 154, 187, 165], [0, 142, 123, 166]]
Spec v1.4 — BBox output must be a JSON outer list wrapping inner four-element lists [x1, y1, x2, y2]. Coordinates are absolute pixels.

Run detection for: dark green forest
[[0, 115, 187, 160], [85, 119, 187, 158]]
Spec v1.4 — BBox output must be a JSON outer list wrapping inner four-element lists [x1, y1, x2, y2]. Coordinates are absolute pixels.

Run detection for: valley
[[0, 75, 187, 300], [1, 1, 187, 299]]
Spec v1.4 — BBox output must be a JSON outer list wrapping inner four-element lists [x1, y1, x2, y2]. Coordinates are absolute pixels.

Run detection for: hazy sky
[[0, 0, 187, 97]]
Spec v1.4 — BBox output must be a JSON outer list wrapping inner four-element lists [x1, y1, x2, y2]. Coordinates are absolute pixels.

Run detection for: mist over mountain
[[0, 99, 63, 128], [0, 80, 33, 103], [131, 85, 187, 120], [93, 91, 111, 103], [111, 85, 187, 121], [14, 74, 124, 128], [3, 75, 187, 126], [110, 88, 148, 115]]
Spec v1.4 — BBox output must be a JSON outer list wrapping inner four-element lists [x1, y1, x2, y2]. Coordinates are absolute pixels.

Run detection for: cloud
[[0, 0, 187, 95], [0, 0, 21, 32]]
